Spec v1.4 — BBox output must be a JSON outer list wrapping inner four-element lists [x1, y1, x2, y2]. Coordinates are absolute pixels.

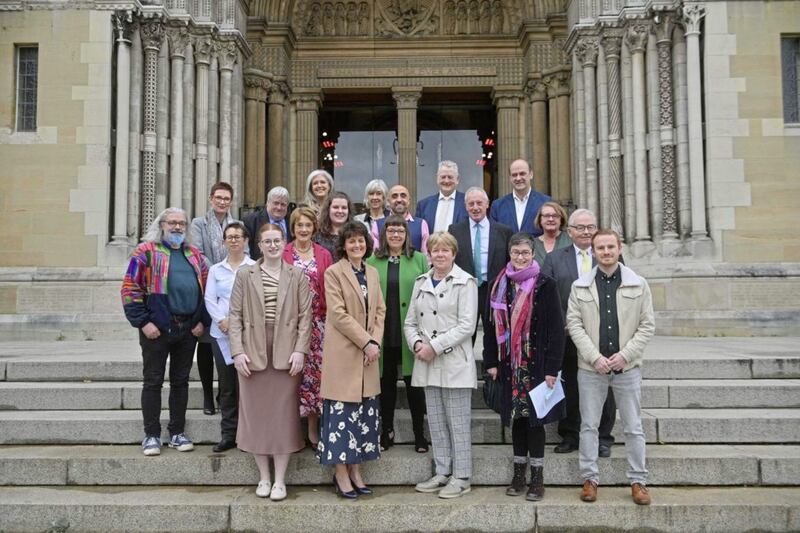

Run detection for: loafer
[[415, 474, 450, 493], [554, 441, 579, 453], [631, 482, 651, 505], [270, 483, 287, 501], [438, 477, 470, 499], [580, 480, 597, 502], [598, 445, 611, 458], [212, 438, 236, 453], [255, 480, 271, 498]]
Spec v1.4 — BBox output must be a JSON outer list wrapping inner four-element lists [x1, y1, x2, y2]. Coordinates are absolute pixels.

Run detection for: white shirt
[[469, 216, 490, 283], [513, 190, 530, 230], [205, 256, 257, 344], [573, 244, 593, 276], [434, 192, 456, 233]]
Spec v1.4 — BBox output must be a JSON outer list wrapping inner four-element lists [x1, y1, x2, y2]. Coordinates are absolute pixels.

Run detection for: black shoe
[[333, 476, 358, 499], [598, 445, 611, 458], [414, 433, 429, 454], [350, 477, 373, 495], [203, 396, 216, 415], [212, 438, 236, 453], [380, 429, 395, 451], [554, 441, 579, 453]]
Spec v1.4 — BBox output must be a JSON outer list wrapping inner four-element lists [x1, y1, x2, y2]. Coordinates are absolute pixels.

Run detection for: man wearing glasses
[[541, 209, 616, 458], [243, 186, 294, 260]]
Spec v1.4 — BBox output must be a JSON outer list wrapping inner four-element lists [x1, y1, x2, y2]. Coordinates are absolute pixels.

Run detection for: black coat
[[242, 205, 294, 261]]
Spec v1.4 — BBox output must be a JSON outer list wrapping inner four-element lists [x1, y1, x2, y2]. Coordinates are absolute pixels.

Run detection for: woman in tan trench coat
[[318, 221, 386, 499]]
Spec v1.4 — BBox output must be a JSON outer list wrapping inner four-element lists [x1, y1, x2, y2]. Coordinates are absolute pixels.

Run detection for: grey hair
[[142, 207, 192, 245], [508, 231, 536, 253], [437, 160, 459, 176], [267, 186, 290, 203], [363, 178, 389, 207], [464, 186, 489, 203], [568, 208, 597, 226], [303, 169, 334, 206]]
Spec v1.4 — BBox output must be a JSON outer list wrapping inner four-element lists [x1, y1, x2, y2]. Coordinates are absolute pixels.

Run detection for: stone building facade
[[0, 0, 798, 338]]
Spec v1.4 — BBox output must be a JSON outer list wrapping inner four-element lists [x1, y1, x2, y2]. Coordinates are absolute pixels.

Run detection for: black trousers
[[380, 346, 426, 439], [139, 317, 197, 438], [472, 282, 490, 356], [196, 341, 215, 406], [512, 418, 546, 458], [557, 337, 616, 447], [211, 339, 239, 440]]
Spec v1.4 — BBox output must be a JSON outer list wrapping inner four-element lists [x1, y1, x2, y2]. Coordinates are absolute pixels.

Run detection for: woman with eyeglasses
[[228, 223, 312, 501], [532, 201, 571, 266], [484, 232, 565, 501], [314, 192, 354, 257], [366, 215, 429, 453]]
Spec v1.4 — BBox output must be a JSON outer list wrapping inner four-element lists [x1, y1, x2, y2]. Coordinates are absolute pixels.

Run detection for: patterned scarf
[[489, 261, 540, 371], [205, 209, 235, 265]]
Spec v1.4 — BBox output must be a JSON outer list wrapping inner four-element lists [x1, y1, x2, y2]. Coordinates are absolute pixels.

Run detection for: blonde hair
[[427, 231, 458, 255]]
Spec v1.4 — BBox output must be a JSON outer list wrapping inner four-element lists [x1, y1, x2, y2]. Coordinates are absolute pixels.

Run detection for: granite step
[[0, 444, 796, 487], [0, 485, 797, 533]]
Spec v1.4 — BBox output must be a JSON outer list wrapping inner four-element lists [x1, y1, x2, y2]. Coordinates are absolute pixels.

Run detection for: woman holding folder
[[484, 232, 565, 501]]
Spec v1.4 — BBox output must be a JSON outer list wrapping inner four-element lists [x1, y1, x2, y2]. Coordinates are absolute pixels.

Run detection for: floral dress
[[291, 249, 326, 417]]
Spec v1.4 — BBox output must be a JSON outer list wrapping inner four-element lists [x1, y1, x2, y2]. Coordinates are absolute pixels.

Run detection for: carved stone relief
[[302, 1, 371, 36]]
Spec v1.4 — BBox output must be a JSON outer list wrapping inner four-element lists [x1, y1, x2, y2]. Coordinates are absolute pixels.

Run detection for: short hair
[[289, 205, 318, 234], [374, 215, 413, 259], [591, 229, 622, 248], [210, 182, 233, 198], [318, 191, 354, 236], [508, 232, 536, 254], [335, 221, 374, 260], [510, 159, 531, 173], [427, 231, 458, 255], [437, 160, 459, 176], [534, 201, 568, 230], [257, 222, 285, 242], [568, 208, 597, 226], [304, 169, 334, 206], [464, 186, 489, 203], [267, 186, 289, 203], [223, 221, 249, 241], [362, 179, 389, 207], [143, 207, 192, 245]]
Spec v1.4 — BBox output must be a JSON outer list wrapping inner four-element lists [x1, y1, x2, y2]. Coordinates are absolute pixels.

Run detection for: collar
[[438, 191, 456, 201], [513, 190, 530, 203], [222, 256, 256, 272], [574, 244, 592, 257], [574, 263, 642, 288], [472, 216, 489, 229], [596, 265, 620, 281]]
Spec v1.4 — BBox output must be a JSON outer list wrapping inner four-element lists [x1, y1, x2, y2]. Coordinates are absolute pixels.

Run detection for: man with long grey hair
[[122, 207, 210, 457]]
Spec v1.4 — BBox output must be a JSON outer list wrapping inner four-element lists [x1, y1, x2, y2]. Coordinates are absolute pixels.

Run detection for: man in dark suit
[[242, 186, 293, 260], [488, 159, 550, 237], [415, 160, 469, 233], [542, 208, 616, 457], [449, 186, 513, 353]]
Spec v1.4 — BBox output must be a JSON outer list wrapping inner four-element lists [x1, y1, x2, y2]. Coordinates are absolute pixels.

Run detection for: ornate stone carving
[[527, 79, 548, 102], [166, 28, 190, 58], [139, 19, 164, 50], [392, 88, 422, 109], [244, 74, 271, 102], [575, 38, 599, 67], [682, 4, 705, 36], [376, 0, 439, 37], [624, 23, 649, 54], [269, 81, 289, 104], [654, 13, 675, 43], [193, 36, 213, 65], [113, 11, 134, 43], [603, 35, 622, 59], [216, 41, 238, 71], [302, 1, 370, 36], [656, 15, 677, 237]]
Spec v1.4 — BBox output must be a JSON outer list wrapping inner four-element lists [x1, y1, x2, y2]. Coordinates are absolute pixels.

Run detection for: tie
[[473, 223, 483, 283], [580, 249, 591, 274]]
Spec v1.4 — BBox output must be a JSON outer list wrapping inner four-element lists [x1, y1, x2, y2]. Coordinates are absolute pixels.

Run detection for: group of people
[[120, 157, 655, 506]]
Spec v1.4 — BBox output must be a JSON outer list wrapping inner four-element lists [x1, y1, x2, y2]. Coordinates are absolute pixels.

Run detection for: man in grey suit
[[542, 208, 616, 456], [449, 187, 513, 353]]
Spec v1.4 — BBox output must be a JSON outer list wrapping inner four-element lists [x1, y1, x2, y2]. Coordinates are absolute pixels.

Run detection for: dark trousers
[[557, 337, 616, 448], [512, 418, 546, 458], [472, 282, 490, 355], [139, 318, 197, 438], [211, 339, 239, 440], [196, 341, 215, 406], [380, 346, 426, 439]]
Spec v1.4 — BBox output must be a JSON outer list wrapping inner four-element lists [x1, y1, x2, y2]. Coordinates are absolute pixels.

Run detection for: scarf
[[489, 261, 540, 372], [205, 209, 235, 265]]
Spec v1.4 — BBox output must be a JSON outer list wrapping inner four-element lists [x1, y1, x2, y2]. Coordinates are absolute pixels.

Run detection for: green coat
[[367, 251, 430, 377]]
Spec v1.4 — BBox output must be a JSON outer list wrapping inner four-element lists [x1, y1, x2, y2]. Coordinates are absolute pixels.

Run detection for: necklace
[[295, 242, 313, 254]]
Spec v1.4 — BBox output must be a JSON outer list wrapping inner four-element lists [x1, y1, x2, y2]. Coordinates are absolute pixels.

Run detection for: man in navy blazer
[[542, 208, 616, 457], [449, 187, 513, 355], [488, 159, 551, 237], [415, 160, 469, 233]]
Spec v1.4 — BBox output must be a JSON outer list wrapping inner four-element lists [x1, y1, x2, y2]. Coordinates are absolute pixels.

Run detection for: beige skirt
[[236, 322, 304, 455]]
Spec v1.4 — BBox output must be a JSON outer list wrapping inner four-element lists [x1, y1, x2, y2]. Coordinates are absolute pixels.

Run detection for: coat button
[[439, 294, 444, 298], [433, 330, 437, 335], [401, 302, 406, 307], [420, 312, 424, 316], [433, 311, 437, 315]]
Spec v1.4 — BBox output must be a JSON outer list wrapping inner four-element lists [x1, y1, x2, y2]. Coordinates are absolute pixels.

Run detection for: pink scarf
[[489, 261, 540, 371]]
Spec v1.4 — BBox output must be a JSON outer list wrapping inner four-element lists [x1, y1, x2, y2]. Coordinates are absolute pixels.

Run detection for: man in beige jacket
[[566, 229, 655, 506]]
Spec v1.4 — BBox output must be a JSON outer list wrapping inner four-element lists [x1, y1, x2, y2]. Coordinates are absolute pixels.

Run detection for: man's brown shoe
[[580, 480, 597, 502], [631, 483, 651, 505]]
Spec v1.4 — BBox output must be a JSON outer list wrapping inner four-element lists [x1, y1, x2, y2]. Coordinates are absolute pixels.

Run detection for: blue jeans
[[578, 367, 647, 485]]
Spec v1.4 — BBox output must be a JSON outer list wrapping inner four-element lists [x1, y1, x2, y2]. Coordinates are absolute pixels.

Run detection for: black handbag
[[482, 372, 502, 414]]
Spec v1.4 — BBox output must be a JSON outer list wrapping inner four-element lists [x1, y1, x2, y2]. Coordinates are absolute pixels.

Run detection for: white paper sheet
[[216, 335, 234, 365], [529, 378, 565, 419]]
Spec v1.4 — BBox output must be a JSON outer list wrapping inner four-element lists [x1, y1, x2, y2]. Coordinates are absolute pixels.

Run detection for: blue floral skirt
[[318, 396, 381, 465]]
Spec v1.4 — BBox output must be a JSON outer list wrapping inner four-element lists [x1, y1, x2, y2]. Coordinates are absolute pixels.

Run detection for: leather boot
[[526, 466, 544, 501], [505, 462, 527, 496]]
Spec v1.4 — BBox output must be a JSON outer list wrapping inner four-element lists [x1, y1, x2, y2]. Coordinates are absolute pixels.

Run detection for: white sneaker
[[255, 480, 272, 498], [415, 474, 450, 493], [270, 483, 287, 501], [438, 477, 471, 499]]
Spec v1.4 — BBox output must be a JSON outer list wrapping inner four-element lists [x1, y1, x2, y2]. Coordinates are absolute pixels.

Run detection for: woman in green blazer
[[367, 214, 430, 453]]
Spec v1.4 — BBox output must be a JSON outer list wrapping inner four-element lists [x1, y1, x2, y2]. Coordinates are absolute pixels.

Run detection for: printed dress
[[291, 249, 326, 417]]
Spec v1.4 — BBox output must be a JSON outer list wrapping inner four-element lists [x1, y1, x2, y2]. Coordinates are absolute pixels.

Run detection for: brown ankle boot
[[505, 462, 527, 496], [526, 466, 544, 501]]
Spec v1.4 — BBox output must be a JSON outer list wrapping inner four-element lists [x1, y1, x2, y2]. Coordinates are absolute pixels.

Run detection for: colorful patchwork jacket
[[121, 241, 210, 332]]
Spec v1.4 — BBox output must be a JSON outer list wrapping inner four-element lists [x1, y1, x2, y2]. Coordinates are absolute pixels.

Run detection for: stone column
[[168, 29, 188, 208], [528, 79, 549, 196], [673, 25, 691, 237], [604, 35, 624, 236], [656, 14, 679, 244], [207, 55, 219, 186], [596, 43, 609, 228], [128, 25, 142, 240], [231, 58, 244, 216], [244, 71, 271, 208], [683, 4, 709, 240], [493, 87, 524, 197], [626, 24, 652, 245], [546, 77, 558, 197], [646, 32, 663, 241], [621, 39, 636, 242], [268, 80, 288, 191], [155, 36, 169, 216], [194, 37, 212, 216], [138, 20, 163, 226], [392, 87, 423, 201], [287, 98, 298, 200], [112, 13, 132, 245], [576, 39, 599, 216], [181, 40, 194, 213], [218, 42, 237, 186], [555, 69, 572, 205], [573, 53, 586, 207]]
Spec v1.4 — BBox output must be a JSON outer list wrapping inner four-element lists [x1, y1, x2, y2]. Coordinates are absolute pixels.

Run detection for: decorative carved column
[[576, 39, 599, 216], [621, 39, 636, 242], [573, 54, 586, 208], [168, 29, 188, 208], [656, 14, 678, 242], [673, 26, 691, 237], [218, 42, 237, 185], [596, 42, 609, 228], [208, 54, 219, 186], [493, 87, 524, 197], [392, 87, 422, 201], [244, 71, 271, 208], [555, 70, 572, 205], [626, 24, 652, 244], [112, 12, 132, 245], [546, 76, 558, 197], [683, 4, 709, 240], [287, 98, 298, 200], [646, 32, 663, 241], [194, 37, 212, 216], [528, 80, 549, 196], [604, 35, 624, 237], [128, 24, 143, 240], [268, 80, 288, 191], [139, 19, 163, 225], [155, 35, 169, 215], [230, 58, 244, 216], [181, 40, 194, 213]]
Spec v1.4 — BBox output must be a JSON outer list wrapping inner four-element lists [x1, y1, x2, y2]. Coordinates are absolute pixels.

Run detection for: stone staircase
[[1, 336, 799, 532]]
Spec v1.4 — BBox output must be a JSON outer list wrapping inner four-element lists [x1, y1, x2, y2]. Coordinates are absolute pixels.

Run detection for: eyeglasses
[[225, 235, 244, 242], [510, 250, 533, 258], [386, 228, 406, 234], [163, 220, 187, 228], [260, 238, 283, 246], [570, 224, 597, 233], [541, 214, 560, 219], [212, 196, 232, 203]]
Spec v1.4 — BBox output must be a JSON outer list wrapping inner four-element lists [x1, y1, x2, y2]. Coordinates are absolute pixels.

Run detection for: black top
[[351, 262, 369, 316], [596, 266, 622, 359], [384, 258, 401, 348]]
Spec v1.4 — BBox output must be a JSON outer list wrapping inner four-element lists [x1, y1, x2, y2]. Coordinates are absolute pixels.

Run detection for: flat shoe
[[255, 480, 271, 498], [270, 483, 287, 501]]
